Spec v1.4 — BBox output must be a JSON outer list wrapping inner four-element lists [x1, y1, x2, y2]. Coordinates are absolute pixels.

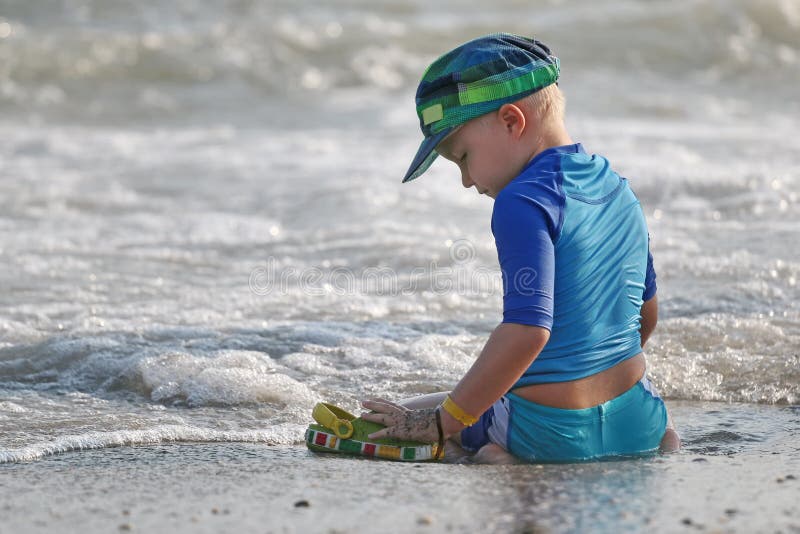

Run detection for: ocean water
[[0, 0, 798, 486]]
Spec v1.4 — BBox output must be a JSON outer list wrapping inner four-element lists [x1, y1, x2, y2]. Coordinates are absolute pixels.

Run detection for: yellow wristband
[[441, 395, 479, 427]]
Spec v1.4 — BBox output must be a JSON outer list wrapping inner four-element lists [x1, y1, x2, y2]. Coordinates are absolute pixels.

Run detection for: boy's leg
[[659, 409, 681, 453], [471, 443, 520, 465], [397, 391, 449, 411]]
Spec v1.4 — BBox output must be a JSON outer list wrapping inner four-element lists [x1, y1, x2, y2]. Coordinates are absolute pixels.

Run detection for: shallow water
[[2, 402, 798, 534], [0, 1, 798, 522]]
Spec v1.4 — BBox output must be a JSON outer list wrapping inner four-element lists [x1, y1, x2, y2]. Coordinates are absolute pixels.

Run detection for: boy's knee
[[659, 427, 681, 453]]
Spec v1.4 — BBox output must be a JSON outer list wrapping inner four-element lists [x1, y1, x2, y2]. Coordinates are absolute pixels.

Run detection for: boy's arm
[[363, 322, 548, 440], [441, 323, 548, 435], [640, 241, 658, 348], [639, 295, 658, 348], [363, 190, 557, 441]]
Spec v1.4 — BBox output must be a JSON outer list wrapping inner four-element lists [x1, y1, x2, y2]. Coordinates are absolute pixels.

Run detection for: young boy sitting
[[361, 33, 679, 463]]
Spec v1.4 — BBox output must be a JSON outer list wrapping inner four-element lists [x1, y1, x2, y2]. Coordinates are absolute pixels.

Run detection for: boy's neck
[[525, 121, 574, 165]]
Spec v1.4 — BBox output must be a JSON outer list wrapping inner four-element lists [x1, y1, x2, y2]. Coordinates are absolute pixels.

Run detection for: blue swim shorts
[[460, 376, 668, 462]]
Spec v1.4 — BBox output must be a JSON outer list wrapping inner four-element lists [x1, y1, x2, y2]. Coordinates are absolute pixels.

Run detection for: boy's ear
[[497, 103, 526, 139]]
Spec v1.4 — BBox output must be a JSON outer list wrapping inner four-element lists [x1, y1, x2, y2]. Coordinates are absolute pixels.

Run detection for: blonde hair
[[518, 84, 566, 124], [472, 83, 565, 130]]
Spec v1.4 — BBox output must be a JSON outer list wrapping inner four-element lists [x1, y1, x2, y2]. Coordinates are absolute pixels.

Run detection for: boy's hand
[[360, 399, 439, 442]]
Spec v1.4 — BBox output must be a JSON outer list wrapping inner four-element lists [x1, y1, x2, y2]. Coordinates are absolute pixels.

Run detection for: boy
[[361, 34, 679, 463]]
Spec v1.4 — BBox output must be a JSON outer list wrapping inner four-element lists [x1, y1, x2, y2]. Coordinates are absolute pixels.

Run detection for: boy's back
[[494, 143, 653, 385]]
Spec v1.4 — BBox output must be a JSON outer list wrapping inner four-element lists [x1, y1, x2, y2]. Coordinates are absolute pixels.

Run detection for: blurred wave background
[[1, 0, 798, 462]]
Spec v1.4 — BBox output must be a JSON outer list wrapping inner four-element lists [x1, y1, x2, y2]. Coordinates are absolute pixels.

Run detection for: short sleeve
[[491, 188, 561, 331], [643, 243, 657, 301]]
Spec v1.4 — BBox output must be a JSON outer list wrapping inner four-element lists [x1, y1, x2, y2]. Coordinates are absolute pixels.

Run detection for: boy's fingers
[[362, 412, 403, 427], [360, 400, 389, 413], [360, 399, 386, 409], [361, 397, 388, 404], [368, 428, 391, 440], [359, 412, 385, 423]]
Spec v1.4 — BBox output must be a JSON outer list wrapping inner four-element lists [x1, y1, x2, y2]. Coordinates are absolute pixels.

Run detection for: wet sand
[[2, 402, 798, 534]]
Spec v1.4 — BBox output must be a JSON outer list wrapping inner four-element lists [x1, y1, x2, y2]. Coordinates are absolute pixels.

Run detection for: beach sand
[[2, 402, 798, 534]]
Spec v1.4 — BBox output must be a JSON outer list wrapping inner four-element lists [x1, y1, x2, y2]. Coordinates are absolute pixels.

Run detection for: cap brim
[[402, 127, 454, 183]]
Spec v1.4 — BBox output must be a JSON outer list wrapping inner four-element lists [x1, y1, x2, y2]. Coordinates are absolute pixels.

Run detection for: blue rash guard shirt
[[492, 143, 657, 386]]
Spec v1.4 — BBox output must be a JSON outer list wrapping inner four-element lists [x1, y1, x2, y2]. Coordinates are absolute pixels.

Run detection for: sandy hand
[[360, 398, 439, 442]]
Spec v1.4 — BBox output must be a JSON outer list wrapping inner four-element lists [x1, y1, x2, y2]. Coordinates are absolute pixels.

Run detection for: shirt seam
[[565, 177, 627, 205]]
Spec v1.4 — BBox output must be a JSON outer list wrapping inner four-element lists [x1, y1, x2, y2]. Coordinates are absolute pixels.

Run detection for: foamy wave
[[0, 0, 796, 122], [0, 423, 305, 464], [134, 350, 318, 407], [0, 334, 321, 408], [648, 314, 800, 404], [0, 401, 28, 413]]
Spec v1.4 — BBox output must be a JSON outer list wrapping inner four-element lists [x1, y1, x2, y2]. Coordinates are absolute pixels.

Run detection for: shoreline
[[2, 404, 798, 534]]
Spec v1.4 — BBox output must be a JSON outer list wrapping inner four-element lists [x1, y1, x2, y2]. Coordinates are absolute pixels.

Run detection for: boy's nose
[[461, 171, 473, 189]]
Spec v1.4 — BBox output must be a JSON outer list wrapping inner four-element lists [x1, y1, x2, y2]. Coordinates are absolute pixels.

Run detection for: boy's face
[[435, 112, 522, 199]]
